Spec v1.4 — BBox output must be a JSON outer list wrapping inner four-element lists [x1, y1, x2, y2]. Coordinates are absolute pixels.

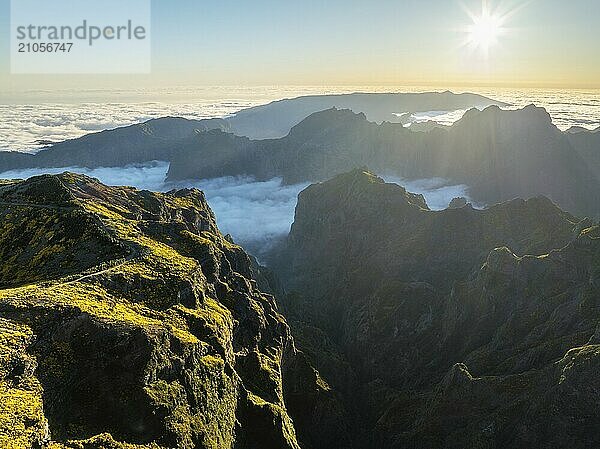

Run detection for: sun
[[468, 12, 502, 52], [462, 1, 509, 56]]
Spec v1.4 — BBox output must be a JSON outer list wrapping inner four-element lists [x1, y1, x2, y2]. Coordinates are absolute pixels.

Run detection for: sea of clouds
[[0, 102, 257, 153], [0, 163, 472, 258], [2, 88, 600, 152]]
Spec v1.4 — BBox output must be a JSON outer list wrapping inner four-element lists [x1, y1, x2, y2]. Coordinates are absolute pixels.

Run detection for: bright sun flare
[[463, 1, 508, 56], [468, 13, 502, 51]]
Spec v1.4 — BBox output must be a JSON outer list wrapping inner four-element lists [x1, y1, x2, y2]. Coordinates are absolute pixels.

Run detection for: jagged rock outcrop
[[272, 169, 581, 296], [167, 105, 600, 217], [0, 173, 340, 449], [448, 197, 468, 209], [268, 169, 600, 448]]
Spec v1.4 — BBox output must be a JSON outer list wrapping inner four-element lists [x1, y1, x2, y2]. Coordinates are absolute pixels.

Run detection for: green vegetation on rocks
[[0, 173, 329, 449]]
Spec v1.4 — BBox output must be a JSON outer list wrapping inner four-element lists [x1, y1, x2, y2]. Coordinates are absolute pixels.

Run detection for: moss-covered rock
[[0, 173, 330, 449], [0, 318, 49, 449]]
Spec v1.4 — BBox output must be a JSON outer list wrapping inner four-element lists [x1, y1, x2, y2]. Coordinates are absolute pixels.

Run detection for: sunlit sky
[[0, 0, 599, 95]]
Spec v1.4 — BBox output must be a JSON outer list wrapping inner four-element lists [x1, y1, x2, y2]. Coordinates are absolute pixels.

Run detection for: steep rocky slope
[[269, 170, 600, 448], [167, 106, 600, 217], [0, 173, 342, 449]]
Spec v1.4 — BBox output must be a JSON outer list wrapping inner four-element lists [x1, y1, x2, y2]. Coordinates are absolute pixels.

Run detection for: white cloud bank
[[0, 101, 258, 153]]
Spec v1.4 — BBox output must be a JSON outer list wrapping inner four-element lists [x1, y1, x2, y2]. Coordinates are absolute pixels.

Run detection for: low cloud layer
[[0, 162, 169, 191], [179, 176, 309, 257], [0, 101, 257, 153], [0, 163, 473, 258], [2, 89, 600, 152]]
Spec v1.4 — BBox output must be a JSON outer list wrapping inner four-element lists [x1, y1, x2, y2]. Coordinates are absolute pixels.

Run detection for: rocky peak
[[0, 173, 76, 206], [455, 104, 555, 132], [286, 108, 370, 139], [275, 170, 580, 296], [293, 168, 429, 222]]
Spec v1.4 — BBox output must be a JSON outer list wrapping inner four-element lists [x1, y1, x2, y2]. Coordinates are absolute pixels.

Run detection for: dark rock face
[[167, 106, 600, 217], [268, 169, 600, 448], [0, 173, 340, 449], [273, 169, 580, 296]]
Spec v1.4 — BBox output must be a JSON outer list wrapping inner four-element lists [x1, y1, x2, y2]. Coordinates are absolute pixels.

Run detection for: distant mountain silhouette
[[0, 95, 597, 217], [0, 91, 506, 171], [167, 105, 600, 217], [227, 91, 508, 138], [566, 126, 600, 180], [0, 117, 229, 171]]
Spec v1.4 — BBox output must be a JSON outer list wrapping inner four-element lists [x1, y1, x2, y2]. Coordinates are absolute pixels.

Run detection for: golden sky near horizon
[[0, 0, 599, 93]]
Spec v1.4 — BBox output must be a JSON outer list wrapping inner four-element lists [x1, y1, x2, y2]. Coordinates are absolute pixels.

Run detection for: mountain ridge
[[167, 105, 600, 217], [227, 91, 509, 138], [0, 91, 506, 170]]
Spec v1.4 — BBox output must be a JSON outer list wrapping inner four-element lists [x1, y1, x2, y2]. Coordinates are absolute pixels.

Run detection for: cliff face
[[435, 105, 598, 215], [0, 173, 340, 449], [167, 106, 600, 217], [269, 170, 600, 448], [1, 170, 598, 449]]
